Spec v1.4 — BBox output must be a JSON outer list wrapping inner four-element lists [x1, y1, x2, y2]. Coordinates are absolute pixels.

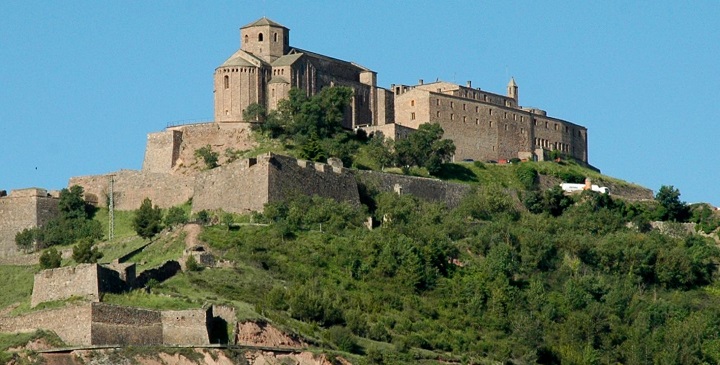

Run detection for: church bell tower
[[240, 17, 289, 63]]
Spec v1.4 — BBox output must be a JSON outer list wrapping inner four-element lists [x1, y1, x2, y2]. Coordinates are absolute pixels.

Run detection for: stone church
[[214, 17, 394, 129]]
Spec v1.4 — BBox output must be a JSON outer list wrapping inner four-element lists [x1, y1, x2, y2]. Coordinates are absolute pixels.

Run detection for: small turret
[[507, 77, 518, 102]]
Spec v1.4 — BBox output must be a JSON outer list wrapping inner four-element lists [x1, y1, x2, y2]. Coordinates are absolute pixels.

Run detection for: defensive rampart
[[143, 123, 256, 175], [161, 308, 211, 345], [0, 302, 217, 346], [0, 304, 92, 345], [90, 303, 164, 345], [192, 157, 269, 213], [354, 171, 472, 208], [192, 153, 361, 214], [267, 154, 360, 207], [31, 263, 134, 308], [69, 169, 194, 210], [0, 188, 58, 257]]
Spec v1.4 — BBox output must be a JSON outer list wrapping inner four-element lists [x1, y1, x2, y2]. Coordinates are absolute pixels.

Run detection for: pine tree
[[133, 198, 163, 240]]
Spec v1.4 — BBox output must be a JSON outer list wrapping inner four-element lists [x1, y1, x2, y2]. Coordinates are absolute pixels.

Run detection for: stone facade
[[161, 308, 211, 345], [192, 153, 361, 214], [31, 263, 134, 308], [142, 122, 257, 175], [90, 303, 164, 346], [214, 17, 393, 129], [354, 171, 472, 208], [393, 80, 588, 163], [0, 304, 92, 345], [0, 302, 221, 346], [0, 188, 58, 257], [69, 169, 194, 210]]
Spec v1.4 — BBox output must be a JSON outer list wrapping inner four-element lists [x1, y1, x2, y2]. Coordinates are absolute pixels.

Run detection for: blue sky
[[1, 1, 719, 206]]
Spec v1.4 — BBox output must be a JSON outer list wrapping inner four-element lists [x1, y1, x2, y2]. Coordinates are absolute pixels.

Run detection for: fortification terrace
[[0, 188, 59, 258]]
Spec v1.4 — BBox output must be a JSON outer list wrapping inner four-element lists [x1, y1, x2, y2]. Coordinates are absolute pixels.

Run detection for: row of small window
[[244, 32, 280, 43], [220, 68, 256, 73], [412, 99, 528, 122], [535, 138, 572, 152]]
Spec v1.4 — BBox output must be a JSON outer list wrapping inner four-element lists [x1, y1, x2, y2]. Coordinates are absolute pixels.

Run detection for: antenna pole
[[108, 175, 115, 241]]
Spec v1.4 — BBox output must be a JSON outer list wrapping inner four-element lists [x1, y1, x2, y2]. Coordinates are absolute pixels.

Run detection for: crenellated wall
[[192, 154, 360, 214]]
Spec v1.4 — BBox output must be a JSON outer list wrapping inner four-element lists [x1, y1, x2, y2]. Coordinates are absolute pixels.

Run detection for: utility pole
[[108, 175, 115, 241]]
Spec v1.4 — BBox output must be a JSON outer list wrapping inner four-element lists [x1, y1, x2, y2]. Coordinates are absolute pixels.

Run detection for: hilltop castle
[[0, 17, 598, 258], [214, 17, 588, 163]]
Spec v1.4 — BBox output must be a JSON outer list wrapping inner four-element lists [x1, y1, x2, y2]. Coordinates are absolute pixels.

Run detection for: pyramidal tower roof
[[241, 17, 287, 29], [508, 77, 517, 87]]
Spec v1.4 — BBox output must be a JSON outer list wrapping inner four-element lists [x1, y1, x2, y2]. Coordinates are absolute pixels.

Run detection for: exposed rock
[[236, 321, 306, 349]]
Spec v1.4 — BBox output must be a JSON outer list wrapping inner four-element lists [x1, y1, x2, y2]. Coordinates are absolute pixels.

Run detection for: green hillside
[[7, 157, 720, 364], [2, 90, 719, 363]]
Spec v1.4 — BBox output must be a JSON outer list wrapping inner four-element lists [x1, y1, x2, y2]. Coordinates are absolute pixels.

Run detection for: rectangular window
[[436, 99, 440, 106], [410, 100, 415, 106], [450, 101, 455, 109], [436, 111, 440, 118], [411, 112, 416, 120], [451, 113, 454, 121], [463, 104, 466, 111]]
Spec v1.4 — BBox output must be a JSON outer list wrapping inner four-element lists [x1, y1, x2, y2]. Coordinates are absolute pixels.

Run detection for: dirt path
[[182, 223, 203, 249]]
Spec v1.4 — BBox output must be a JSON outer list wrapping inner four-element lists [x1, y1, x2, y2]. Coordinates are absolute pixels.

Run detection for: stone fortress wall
[[31, 263, 134, 308], [0, 302, 213, 346], [0, 188, 59, 258], [69, 169, 195, 211], [0, 304, 93, 346], [354, 170, 472, 208]]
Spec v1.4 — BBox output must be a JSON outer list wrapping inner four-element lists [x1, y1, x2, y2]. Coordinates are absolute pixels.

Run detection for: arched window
[[244, 35, 248, 44], [223, 75, 229, 89], [258, 33, 264, 42]]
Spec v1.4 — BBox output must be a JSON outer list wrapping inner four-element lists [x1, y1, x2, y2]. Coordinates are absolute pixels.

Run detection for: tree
[[72, 238, 103, 264], [58, 185, 88, 220], [394, 123, 455, 175], [281, 86, 353, 140], [133, 198, 163, 240], [655, 185, 690, 222], [194, 145, 219, 169], [243, 102, 266, 122], [164, 206, 188, 228], [39, 247, 62, 269], [15, 228, 37, 253]]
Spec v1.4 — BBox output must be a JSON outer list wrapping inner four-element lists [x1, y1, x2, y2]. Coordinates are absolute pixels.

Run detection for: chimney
[[419, 79, 424, 85], [466, 81, 472, 88]]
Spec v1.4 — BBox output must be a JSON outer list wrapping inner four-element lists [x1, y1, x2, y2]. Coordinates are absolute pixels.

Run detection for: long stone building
[[391, 79, 588, 163]]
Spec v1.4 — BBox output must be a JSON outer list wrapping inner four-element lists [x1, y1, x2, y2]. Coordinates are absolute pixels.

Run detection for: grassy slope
[[0, 158, 668, 363]]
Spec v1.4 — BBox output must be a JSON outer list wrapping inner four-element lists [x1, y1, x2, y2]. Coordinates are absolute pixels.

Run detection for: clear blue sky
[[2, 1, 719, 206]]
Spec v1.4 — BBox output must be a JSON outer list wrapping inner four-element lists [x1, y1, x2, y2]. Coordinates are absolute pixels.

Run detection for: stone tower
[[507, 77, 518, 102], [240, 17, 289, 63]]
